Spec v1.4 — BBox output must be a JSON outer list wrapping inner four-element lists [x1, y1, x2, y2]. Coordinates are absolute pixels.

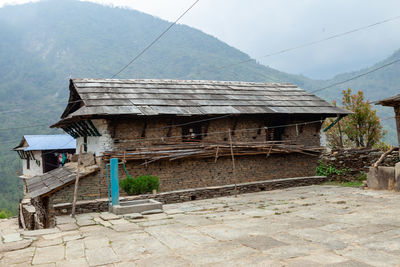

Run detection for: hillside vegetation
[[0, 0, 398, 214]]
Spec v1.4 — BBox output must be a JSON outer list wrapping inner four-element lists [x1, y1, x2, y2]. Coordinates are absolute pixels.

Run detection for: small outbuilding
[[13, 135, 76, 178]]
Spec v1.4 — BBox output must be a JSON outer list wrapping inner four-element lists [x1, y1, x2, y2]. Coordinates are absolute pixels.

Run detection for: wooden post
[[71, 144, 83, 218], [373, 146, 399, 168], [337, 119, 344, 148], [395, 106, 400, 158], [228, 129, 237, 197], [19, 203, 26, 230]]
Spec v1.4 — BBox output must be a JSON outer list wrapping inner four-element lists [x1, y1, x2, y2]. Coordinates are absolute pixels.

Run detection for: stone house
[[21, 78, 349, 229]]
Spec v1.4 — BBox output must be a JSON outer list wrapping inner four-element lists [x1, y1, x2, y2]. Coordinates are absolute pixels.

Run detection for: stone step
[[141, 209, 163, 215]]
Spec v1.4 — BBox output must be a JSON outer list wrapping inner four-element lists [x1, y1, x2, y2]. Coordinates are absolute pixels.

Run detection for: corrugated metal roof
[[54, 79, 350, 125], [13, 135, 76, 151]]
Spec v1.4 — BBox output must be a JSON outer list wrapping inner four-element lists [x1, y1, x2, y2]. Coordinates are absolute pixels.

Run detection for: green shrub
[[316, 160, 350, 176], [0, 209, 12, 219], [356, 172, 367, 181], [120, 175, 159, 195]]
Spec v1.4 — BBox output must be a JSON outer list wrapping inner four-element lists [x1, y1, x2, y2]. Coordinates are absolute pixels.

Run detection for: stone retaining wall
[[320, 148, 399, 181], [54, 176, 327, 216]]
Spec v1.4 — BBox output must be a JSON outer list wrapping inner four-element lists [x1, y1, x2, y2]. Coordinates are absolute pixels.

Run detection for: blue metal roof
[[22, 135, 76, 151]]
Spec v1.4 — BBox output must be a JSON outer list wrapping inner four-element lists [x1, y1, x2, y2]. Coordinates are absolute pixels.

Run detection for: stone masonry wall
[[47, 116, 323, 211], [119, 154, 318, 194], [110, 115, 322, 148], [48, 172, 101, 205], [320, 148, 400, 181], [95, 115, 322, 197], [54, 176, 328, 216], [76, 119, 114, 157]]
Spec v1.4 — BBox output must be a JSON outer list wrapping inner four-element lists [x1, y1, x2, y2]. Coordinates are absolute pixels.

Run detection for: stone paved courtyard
[[1, 185, 400, 266]]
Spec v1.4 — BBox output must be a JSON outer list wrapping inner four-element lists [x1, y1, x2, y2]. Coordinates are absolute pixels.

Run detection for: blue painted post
[[110, 158, 119, 206]]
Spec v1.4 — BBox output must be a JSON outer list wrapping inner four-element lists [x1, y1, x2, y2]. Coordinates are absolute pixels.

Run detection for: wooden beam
[[71, 145, 83, 218], [373, 147, 399, 168], [87, 120, 101, 136]]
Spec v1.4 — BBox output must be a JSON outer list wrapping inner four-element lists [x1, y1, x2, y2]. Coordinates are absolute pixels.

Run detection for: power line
[[199, 15, 400, 74], [1, 55, 397, 132], [311, 58, 400, 94], [111, 0, 200, 78]]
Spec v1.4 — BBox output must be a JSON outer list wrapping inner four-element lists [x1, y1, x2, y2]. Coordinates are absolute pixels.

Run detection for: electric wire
[[111, 0, 200, 78], [311, 58, 400, 93], [195, 15, 400, 74]]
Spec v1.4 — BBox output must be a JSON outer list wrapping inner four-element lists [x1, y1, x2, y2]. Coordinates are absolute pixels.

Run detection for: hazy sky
[[1, 0, 400, 79]]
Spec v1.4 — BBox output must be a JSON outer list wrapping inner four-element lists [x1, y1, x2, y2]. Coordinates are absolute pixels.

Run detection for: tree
[[325, 89, 385, 148]]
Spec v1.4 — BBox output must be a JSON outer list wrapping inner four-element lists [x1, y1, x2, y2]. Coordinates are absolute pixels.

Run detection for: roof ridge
[[71, 78, 296, 86]]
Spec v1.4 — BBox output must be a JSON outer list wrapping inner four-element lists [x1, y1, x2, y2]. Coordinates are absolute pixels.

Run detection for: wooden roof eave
[[375, 94, 400, 107], [60, 79, 85, 119]]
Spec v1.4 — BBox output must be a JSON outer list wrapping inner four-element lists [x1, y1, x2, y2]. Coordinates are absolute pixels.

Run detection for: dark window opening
[[190, 195, 197, 201], [182, 124, 202, 141], [274, 127, 284, 140], [265, 127, 284, 141], [26, 158, 30, 170]]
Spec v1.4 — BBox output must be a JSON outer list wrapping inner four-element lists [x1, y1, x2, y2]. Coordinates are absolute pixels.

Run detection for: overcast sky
[[1, 0, 400, 79]]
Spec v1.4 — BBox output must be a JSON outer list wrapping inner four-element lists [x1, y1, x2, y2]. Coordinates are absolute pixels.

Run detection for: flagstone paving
[[1, 185, 400, 266]]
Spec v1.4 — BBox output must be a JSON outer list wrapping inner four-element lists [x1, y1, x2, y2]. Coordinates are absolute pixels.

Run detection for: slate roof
[[376, 94, 400, 107], [52, 79, 350, 126], [25, 163, 99, 198], [13, 135, 76, 151]]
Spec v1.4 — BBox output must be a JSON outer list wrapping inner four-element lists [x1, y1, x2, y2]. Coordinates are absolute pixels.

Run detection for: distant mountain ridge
[[0, 0, 398, 214]]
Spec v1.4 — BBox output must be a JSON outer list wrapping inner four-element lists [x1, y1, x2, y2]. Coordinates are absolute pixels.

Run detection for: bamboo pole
[[71, 144, 83, 218], [228, 129, 237, 197], [214, 145, 219, 163]]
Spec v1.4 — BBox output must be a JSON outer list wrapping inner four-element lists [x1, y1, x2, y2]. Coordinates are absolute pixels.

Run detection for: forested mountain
[[0, 0, 398, 214]]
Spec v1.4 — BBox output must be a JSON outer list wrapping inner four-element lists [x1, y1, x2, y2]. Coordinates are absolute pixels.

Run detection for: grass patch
[[322, 181, 363, 188]]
